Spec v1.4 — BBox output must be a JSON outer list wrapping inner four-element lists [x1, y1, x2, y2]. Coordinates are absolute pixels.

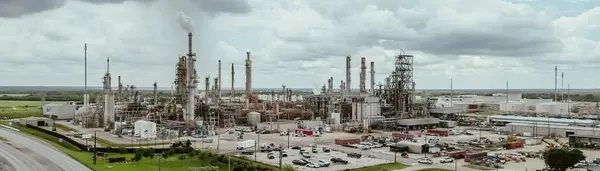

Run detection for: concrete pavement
[[0, 127, 92, 171]]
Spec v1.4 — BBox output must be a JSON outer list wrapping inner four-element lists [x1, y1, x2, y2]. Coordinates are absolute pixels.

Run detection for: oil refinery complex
[[21, 31, 600, 171]]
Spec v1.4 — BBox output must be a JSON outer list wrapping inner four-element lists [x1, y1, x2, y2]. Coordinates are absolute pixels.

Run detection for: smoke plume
[[176, 11, 195, 32]]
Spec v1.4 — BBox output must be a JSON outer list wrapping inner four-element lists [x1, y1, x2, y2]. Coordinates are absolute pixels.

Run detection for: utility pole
[[93, 131, 97, 165], [287, 129, 290, 149]]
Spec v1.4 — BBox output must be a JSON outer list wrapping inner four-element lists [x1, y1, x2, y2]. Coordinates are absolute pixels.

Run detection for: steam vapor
[[176, 11, 195, 32]]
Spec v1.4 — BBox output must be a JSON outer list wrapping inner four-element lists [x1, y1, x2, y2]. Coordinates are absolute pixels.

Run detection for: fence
[[25, 124, 177, 153]]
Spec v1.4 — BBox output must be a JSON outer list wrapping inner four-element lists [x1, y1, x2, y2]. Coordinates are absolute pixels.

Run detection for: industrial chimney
[[370, 61, 375, 96], [282, 85, 286, 102], [186, 32, 197, 123], [205, 76, 210, 104], [345, 56, 351, 93], [359, 57, 366, 94], [327, 78, 332, 93], [245, 52, 252, 101], [218, 60, 222, 100], [231, 63, 235, 102]]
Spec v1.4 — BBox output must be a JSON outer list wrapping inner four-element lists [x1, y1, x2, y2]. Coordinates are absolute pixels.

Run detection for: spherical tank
[[248, 112, 261, 126]]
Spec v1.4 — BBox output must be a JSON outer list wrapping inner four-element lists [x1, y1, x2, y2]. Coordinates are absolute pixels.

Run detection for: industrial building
[[19, 117, 54, 127], [488, 115, 596, 126], [505, 122, 600, 138], [42, 103, 76, 120]]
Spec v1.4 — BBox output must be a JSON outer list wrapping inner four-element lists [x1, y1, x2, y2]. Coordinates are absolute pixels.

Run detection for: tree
[[281, 165, 297, 171], [133, 148, 145, 162], [543, 148, 586, 171]]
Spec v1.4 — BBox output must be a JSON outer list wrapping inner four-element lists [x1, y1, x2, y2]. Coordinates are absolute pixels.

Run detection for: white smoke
[[176, 11, 195, 32]]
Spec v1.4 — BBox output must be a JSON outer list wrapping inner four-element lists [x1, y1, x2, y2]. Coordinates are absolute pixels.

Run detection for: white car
[[418, 158, 433, 164], [306, 163, 320, 168], [316, 159, 330, 167], [439, 157, 454, 163]]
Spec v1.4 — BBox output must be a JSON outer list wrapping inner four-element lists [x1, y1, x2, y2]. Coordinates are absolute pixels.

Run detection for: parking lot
[[235, 145, 389, 171]]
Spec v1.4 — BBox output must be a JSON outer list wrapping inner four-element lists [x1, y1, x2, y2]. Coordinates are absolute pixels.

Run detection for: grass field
[[0, 135, 6, 141], [414, 168, 453, 171], [349, 163, 409, 171], [0, 122, 277, 171], [55, 123, 79, 132], [0, 100, 44, 119], [93, 136, 171, 148]]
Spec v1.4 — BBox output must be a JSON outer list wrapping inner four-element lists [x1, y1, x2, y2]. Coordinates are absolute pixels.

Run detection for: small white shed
[[42, 103, 76, 120]]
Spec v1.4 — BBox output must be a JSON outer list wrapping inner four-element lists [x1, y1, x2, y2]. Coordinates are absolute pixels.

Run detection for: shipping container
[[464, 151, 488, 162], [506, 141, 524, 149], [446, 150, 467, 159], [427, 129, 449, 136], [335, 138, 361, 145], [468, 104, 478, 109], [392, 133, 415, 140]]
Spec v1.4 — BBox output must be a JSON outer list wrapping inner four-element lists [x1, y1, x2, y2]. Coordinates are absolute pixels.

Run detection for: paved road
[[0, 127, 92, 171]]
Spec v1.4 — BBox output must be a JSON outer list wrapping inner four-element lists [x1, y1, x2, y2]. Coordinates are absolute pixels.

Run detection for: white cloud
[[1, 0, 600, 90]]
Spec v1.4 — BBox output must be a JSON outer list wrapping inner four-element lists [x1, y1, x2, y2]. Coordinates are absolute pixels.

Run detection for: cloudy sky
[[1, 0, 599, 90]]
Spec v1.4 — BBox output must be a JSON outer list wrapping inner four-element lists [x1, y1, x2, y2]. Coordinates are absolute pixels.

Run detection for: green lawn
[[0, 122, 278, 171], [0, 135, 6, 141], [93, 136, 171, 148], [55, 123, 79, 132], [349, 163, 409, 171], [0, 100, 44, 119], [463, 164, 495, 170], [414, 169, 453, 171]]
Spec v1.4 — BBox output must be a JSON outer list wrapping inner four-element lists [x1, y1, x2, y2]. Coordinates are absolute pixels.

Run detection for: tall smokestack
[[370, 61, 375, 96], [231, 63, 235, 102], [205, 76, 210, 103], [340, 80, 345, 93], [188, 33, 193, 57], [186, 32, 197, 123], [282, 85, 286, 102], [330, 77, 334, 92], [213, 77, 218, 103], [84, 43, 88, 107], [346, 56, 351, 93], [554, 66, 557, 101], [153, 81, 158, 105], [218, 60, 222, 100], [359, 57, 366, 94], [561, 72, 564, 102], [327, 78, 332, 93], [245, 52, 252, 101], [117, 76, 122, 102]]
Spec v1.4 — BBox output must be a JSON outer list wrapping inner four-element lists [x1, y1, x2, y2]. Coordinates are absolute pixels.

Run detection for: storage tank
[[247, 112, 261, 126], [331, 113, 341, 125], [536, 102, 570, 115]]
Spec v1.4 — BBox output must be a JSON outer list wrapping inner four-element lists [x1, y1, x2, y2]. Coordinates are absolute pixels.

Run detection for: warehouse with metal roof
[[487, 115, 596, 126]]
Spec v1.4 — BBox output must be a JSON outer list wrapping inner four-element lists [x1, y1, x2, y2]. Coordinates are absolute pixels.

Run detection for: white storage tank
[[331, 113, 341, 125], [134, 120, 157, 138], [247, 112, 261, 126], [536, 102, 570, 115]]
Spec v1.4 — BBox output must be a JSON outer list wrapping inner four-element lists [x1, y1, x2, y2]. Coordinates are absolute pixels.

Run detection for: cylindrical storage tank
[[247, 112, 261, 126], [331, 113, 341, 125]]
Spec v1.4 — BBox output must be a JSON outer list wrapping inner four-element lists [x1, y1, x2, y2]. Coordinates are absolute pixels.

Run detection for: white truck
[[237, 140, 256, 150]]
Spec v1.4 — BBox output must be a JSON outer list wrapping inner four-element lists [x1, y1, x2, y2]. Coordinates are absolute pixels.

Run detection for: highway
[[0, 127, 92, 171]]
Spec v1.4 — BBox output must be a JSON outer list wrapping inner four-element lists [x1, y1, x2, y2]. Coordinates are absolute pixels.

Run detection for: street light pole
[[93, 131, 97, 165], [287, 129, 290, 148]]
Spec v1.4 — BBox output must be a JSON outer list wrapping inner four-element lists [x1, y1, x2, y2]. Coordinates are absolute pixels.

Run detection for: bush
[[107, 157, 126, 163], [143, 148, 154, 158], [167, 148, 175, 156], [161, 152, 169, 159], [118, 147, 126, 154], [133, 148, 144, 162], [179, 155, 186, 160]]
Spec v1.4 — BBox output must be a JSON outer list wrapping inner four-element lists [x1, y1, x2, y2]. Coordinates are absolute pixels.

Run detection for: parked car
[[312, 148, 318, 153], [292, 159, 307, 165], [280, 152, 288, 157], [291, 146, 301, 150], [316, 159, 330, 167], [322, 147, 331, 152], [306, 163, 320, 168], [418, 158, 433, 164], [347, 152, 362, 158], [241, 151, 254, 155], [330, 158, 348, 164], [301, 152, 311, 158], [267, 152, 275, 159], [439, 157, 454, 163]]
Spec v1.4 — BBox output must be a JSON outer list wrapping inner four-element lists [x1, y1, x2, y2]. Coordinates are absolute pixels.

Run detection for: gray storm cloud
[[176, 11, 195, 33]]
